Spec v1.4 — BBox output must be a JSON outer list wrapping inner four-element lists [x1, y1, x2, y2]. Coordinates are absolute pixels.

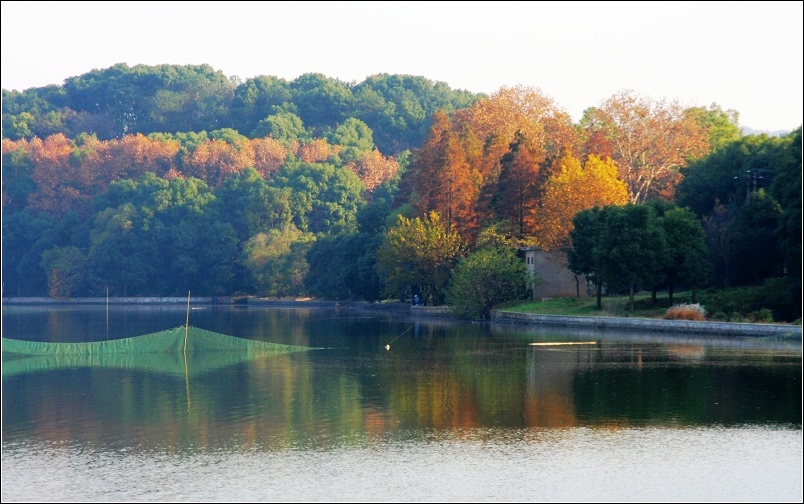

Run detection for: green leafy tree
[[87, 173, 237, 295], [290, 73, 354, 131], [352, 73, 481, 155], [242, 224, 315, 297], [598, 204, 665, 313], [2, 208, 59, 295], [653, 204, 710, 303], [40, 245, 87, 298], [447, 245, 532, 319], [215, 167, 293, 242], [2, 139, 37, 212], [2, 85, 74, 140], [731, 190, 784, 285], [249, 111, 308, 144], [567, 207, 607, 308], [230, 76, 293, 136], [677, 133, 784, 217], [684, 103, 742, 152], [569, 204, 666, 312], [88, 203, 156, 296], [376, 211, 467, 305], [305, 232, 383, 301], [327, 117, 375, 164], [769, 127, 802, 315], [268, 162, 365, 234]]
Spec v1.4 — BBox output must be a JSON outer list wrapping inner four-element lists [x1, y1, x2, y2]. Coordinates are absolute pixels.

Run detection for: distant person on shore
[[413, 294, 420, 306]]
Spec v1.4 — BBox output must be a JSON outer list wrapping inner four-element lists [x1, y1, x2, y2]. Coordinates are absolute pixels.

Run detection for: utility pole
[[735, 169, 775, 203]]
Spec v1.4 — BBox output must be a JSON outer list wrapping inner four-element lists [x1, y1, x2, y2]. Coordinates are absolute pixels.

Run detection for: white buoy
[[385, 344, 390, 351]]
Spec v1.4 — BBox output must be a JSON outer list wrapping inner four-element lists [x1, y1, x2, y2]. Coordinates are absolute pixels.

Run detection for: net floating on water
[[2, 326, 320, 377], [2, 325, 315, 356]]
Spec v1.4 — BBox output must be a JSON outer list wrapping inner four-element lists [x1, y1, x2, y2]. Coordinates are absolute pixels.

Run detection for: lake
[[2, 304, 802, 502]]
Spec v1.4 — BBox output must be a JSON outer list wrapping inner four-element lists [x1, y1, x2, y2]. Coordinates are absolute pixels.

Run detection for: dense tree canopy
[[2, 63, 800, 320]]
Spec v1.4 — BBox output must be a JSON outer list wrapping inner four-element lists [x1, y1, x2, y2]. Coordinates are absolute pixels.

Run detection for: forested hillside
[[2, 64, 800, 320]]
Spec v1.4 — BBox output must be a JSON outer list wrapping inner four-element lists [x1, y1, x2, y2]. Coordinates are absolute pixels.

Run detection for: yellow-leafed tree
[[535, 150, 629, 250]]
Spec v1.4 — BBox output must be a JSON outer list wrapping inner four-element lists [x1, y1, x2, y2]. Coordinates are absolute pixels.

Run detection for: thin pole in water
[[184, 291, 190, 355], [106, 287, 109, 337]]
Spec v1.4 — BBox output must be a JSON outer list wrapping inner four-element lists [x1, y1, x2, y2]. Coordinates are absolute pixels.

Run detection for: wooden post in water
[[184, 291, 190, 355]]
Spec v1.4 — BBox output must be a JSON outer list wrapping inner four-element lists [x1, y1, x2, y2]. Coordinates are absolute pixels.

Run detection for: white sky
[[2, 1, 802, 131]]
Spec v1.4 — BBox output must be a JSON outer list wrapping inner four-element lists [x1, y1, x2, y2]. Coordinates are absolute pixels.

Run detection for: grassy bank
[[500, 286, 802, 325], [501, 292, 674, 319]]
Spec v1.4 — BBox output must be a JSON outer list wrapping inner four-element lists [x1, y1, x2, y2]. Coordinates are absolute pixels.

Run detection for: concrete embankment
[[490, 310, 802, 338]]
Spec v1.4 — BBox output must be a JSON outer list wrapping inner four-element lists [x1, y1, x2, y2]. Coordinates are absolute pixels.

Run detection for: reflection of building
[[522, 247, 588, 300]]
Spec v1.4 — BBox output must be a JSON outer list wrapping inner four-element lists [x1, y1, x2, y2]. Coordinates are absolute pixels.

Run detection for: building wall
[[523, 247, 588, 300]]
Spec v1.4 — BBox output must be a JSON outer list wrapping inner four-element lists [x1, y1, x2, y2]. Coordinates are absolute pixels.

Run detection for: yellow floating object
[[529, 342, 597, 346]]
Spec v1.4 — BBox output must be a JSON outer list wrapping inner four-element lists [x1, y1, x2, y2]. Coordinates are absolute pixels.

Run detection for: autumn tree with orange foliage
[[584, 90, 710, 203], [490, 131, 546, 238], [454, 85, 577, 177], [250, 136, 288, 179], [409, 111, 481, 238], [349, 149, 399, 192], [443, 85, 579, 242], [297, 138, 340, 163], [103, 133, 180, 180], [182, 138, 255, 187], [535, 150, 629, 249], [26, 134, 93, 216]]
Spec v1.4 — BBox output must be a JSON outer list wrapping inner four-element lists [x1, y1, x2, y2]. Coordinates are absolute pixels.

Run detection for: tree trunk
[[596, 277, 603, 310], [629, 284, 634, 314]]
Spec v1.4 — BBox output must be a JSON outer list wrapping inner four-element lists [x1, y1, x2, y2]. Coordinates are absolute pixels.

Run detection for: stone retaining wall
[[411, 305, 453, 316], [490, 310, 802, 337]]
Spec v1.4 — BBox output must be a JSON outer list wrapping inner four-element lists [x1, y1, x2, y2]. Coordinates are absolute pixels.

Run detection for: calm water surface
[[2, 305, 802, 502]]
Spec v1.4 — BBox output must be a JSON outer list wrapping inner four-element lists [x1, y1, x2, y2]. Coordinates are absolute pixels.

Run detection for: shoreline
[[489, 309, 802, 338], [3, 296, 801, 339]]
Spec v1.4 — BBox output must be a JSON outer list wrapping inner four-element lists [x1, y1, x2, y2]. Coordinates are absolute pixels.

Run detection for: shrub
[[711, 311, 728, 321], [751, 308, 774, 323], [446, 246, 532, 319], [664, 303, 707, 321], [698, 278, 800, 323]]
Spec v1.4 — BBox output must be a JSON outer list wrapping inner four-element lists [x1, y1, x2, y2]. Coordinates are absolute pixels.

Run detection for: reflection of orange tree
[[385, 371, 482, 430], [521, 347, 587, 427], [363, 407, 394, 437], [379, 347, 585, 430]]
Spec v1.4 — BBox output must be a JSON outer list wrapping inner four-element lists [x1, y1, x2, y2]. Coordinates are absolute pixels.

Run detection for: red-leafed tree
[[491, 130, 544, 238], [410, 111, 480, 239]]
